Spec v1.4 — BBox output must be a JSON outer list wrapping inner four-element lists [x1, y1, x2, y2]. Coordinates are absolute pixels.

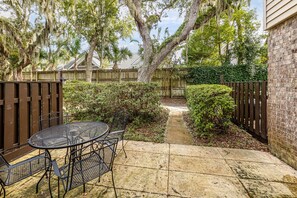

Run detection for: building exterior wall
[[268, 14, 297, 169], [265, 0, 297, 29]]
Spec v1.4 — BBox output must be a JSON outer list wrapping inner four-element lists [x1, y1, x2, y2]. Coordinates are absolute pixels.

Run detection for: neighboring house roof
[[57, 53, 100, 71], [57, 53, 143, 70], [109, 54, 143, 69]]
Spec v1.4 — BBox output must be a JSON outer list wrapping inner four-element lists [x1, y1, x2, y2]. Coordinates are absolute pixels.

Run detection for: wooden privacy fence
[[0, 81, 63, 160], [22, 68, 187, 97], [223, 82, 268, 141]]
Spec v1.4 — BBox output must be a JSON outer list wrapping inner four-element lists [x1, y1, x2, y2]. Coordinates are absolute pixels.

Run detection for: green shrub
[[63, 81, 162, 123], [185, 64, 267, 84], [186, 84, 235, 136]]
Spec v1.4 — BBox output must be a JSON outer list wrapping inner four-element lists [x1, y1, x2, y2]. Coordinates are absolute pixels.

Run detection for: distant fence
[[0, 82, 63, 160], [22, 68, 187, 97], [223, 82, 268, 141]]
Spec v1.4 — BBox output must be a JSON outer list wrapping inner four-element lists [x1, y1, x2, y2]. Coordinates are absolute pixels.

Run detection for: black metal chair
[[0, 151, 50, 197], [107, 110, 129, 158], [39, 112, 74, 131], [52, 138, 119, 198], [39, 112, 75, 164]]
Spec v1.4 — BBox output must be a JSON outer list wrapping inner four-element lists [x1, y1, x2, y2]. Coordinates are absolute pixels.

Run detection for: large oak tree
[[124, 0, 248, 82]]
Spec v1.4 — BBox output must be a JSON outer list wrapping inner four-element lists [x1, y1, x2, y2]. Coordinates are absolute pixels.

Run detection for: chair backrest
[[0, 153, 9, 168], [39, 112, 62, 130], [39, 112, 74, 130], [58, 138, 118, 192], [109, 110, 129, 133]]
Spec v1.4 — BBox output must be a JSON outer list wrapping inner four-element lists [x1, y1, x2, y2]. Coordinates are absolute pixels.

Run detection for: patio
[[5, 141, 297, 198]]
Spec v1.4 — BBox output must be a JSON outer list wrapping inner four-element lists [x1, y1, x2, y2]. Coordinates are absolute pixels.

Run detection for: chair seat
[[55, 152, 110, 191], [0, 153, 49, 186]]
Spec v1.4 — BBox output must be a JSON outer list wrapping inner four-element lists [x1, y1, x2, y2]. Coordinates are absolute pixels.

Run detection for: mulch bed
[[183, 112, 268, 152], [124, 109, 169, 143]]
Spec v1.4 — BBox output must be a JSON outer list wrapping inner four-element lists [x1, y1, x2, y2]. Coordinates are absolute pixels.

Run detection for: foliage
[[105, 42, 132, 69], [63, 81, 162, 123], [183, 5, 267, 66], [186, 84, 235, 136], [0, 0, 60, 80], [185, 64, 267, 84], [63, 0, 134, 81], [124, 0, 249, 82]]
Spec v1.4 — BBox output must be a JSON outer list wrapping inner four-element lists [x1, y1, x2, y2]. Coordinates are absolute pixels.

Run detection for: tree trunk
[[16, 68, 23, 81], [112, 62, 119, 70], [86, 39, 97, 82], [137, 61, 155, 83]]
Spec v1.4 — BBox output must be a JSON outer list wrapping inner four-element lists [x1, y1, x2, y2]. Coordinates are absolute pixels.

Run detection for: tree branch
[[152, 0, 201, 67]]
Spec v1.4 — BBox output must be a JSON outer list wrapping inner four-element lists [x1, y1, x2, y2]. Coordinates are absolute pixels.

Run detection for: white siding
[[265, 0, 297, 29]]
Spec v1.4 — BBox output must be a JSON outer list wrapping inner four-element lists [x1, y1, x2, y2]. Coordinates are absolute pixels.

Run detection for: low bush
[[186, 84, 235, 136], [63, 81, 162, 123], [185, 64, 267, 84]]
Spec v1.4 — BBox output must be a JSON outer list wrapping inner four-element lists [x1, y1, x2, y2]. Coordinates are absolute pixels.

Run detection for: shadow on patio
[[6, 141, 297, 198]]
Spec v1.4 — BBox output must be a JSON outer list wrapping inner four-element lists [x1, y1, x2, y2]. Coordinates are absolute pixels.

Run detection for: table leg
[[36, 149, 53, 198]]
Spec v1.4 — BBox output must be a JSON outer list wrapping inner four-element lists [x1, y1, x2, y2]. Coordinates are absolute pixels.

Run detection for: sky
[[120, 0, 264, 54]]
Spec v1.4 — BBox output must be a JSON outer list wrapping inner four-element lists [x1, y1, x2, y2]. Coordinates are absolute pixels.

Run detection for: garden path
[[161, 99, 193, 145]]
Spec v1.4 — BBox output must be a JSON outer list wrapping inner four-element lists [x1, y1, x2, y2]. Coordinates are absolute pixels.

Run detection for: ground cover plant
[[63, 81, 168, 142]]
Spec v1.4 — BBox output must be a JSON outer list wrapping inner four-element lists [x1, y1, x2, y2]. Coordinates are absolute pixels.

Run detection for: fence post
[[220, 75, 224, 84]]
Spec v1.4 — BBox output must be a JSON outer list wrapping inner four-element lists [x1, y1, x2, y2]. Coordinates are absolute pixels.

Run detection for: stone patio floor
[[6, 141, 297, 198]]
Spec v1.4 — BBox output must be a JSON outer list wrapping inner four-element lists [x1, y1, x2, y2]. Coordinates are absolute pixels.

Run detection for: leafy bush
[[63, 81, 162, 123], [185, 64, 267, 84], [186, 84, 235, 136]]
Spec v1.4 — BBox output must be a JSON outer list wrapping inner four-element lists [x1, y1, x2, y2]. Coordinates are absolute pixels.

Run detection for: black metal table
[[28, 121, 109, 197]]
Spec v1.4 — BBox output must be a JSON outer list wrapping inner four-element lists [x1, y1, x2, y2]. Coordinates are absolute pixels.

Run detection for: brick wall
[[268, 15, 297, 169]]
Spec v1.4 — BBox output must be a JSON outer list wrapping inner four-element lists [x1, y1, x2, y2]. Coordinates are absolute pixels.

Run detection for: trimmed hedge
[[63, 81, 162, 123], [185, 64, 267, 84], [186, 84, 235, 136]]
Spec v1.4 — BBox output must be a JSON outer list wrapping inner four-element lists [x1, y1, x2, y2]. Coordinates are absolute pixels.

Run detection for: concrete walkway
[[162, 103, 193, 145], [6, 141, 297, 197]]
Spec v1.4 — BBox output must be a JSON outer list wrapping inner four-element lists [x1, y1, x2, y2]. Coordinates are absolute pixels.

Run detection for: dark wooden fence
[[0, 81, 63, 160], [223, 81, 268, 141]]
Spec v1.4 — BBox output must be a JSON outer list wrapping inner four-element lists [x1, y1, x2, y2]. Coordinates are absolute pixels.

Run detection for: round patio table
[[28, 121, 109, 198], [29, 121, 109, 149]]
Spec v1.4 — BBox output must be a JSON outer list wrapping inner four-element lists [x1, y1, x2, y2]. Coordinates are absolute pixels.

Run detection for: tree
[[183, 4, 265, 66], [105, 42, 132, 69], [65, 37, 82, 70], [124, 0, 248, 82], [63, 0, 133, 82], [0, 0, 58, 80]]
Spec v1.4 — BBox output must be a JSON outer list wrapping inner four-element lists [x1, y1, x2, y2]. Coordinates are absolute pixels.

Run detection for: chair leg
[[0, 182, 6, 198], [48, 168, 53, 198], [57, 178, 60, 198], [122, 140, 127, 158], [111, 170, 117, 198]]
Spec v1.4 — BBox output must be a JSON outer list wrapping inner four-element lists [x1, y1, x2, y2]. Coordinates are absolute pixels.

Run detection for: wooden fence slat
[[4, 83, 15, 150], [244, 83, 249, 128], [58, 82, 63, 123], [31, 83, 40, 135], [236, 83, 240, 123], [50, 83, 58, 126], [41, 83, 49, 128], [261, 82, 267, 139], [19, 83, 29, 145], [249, 82, 254, 132], [240, 83, 244, 124], [255, 82, 260, 135]]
